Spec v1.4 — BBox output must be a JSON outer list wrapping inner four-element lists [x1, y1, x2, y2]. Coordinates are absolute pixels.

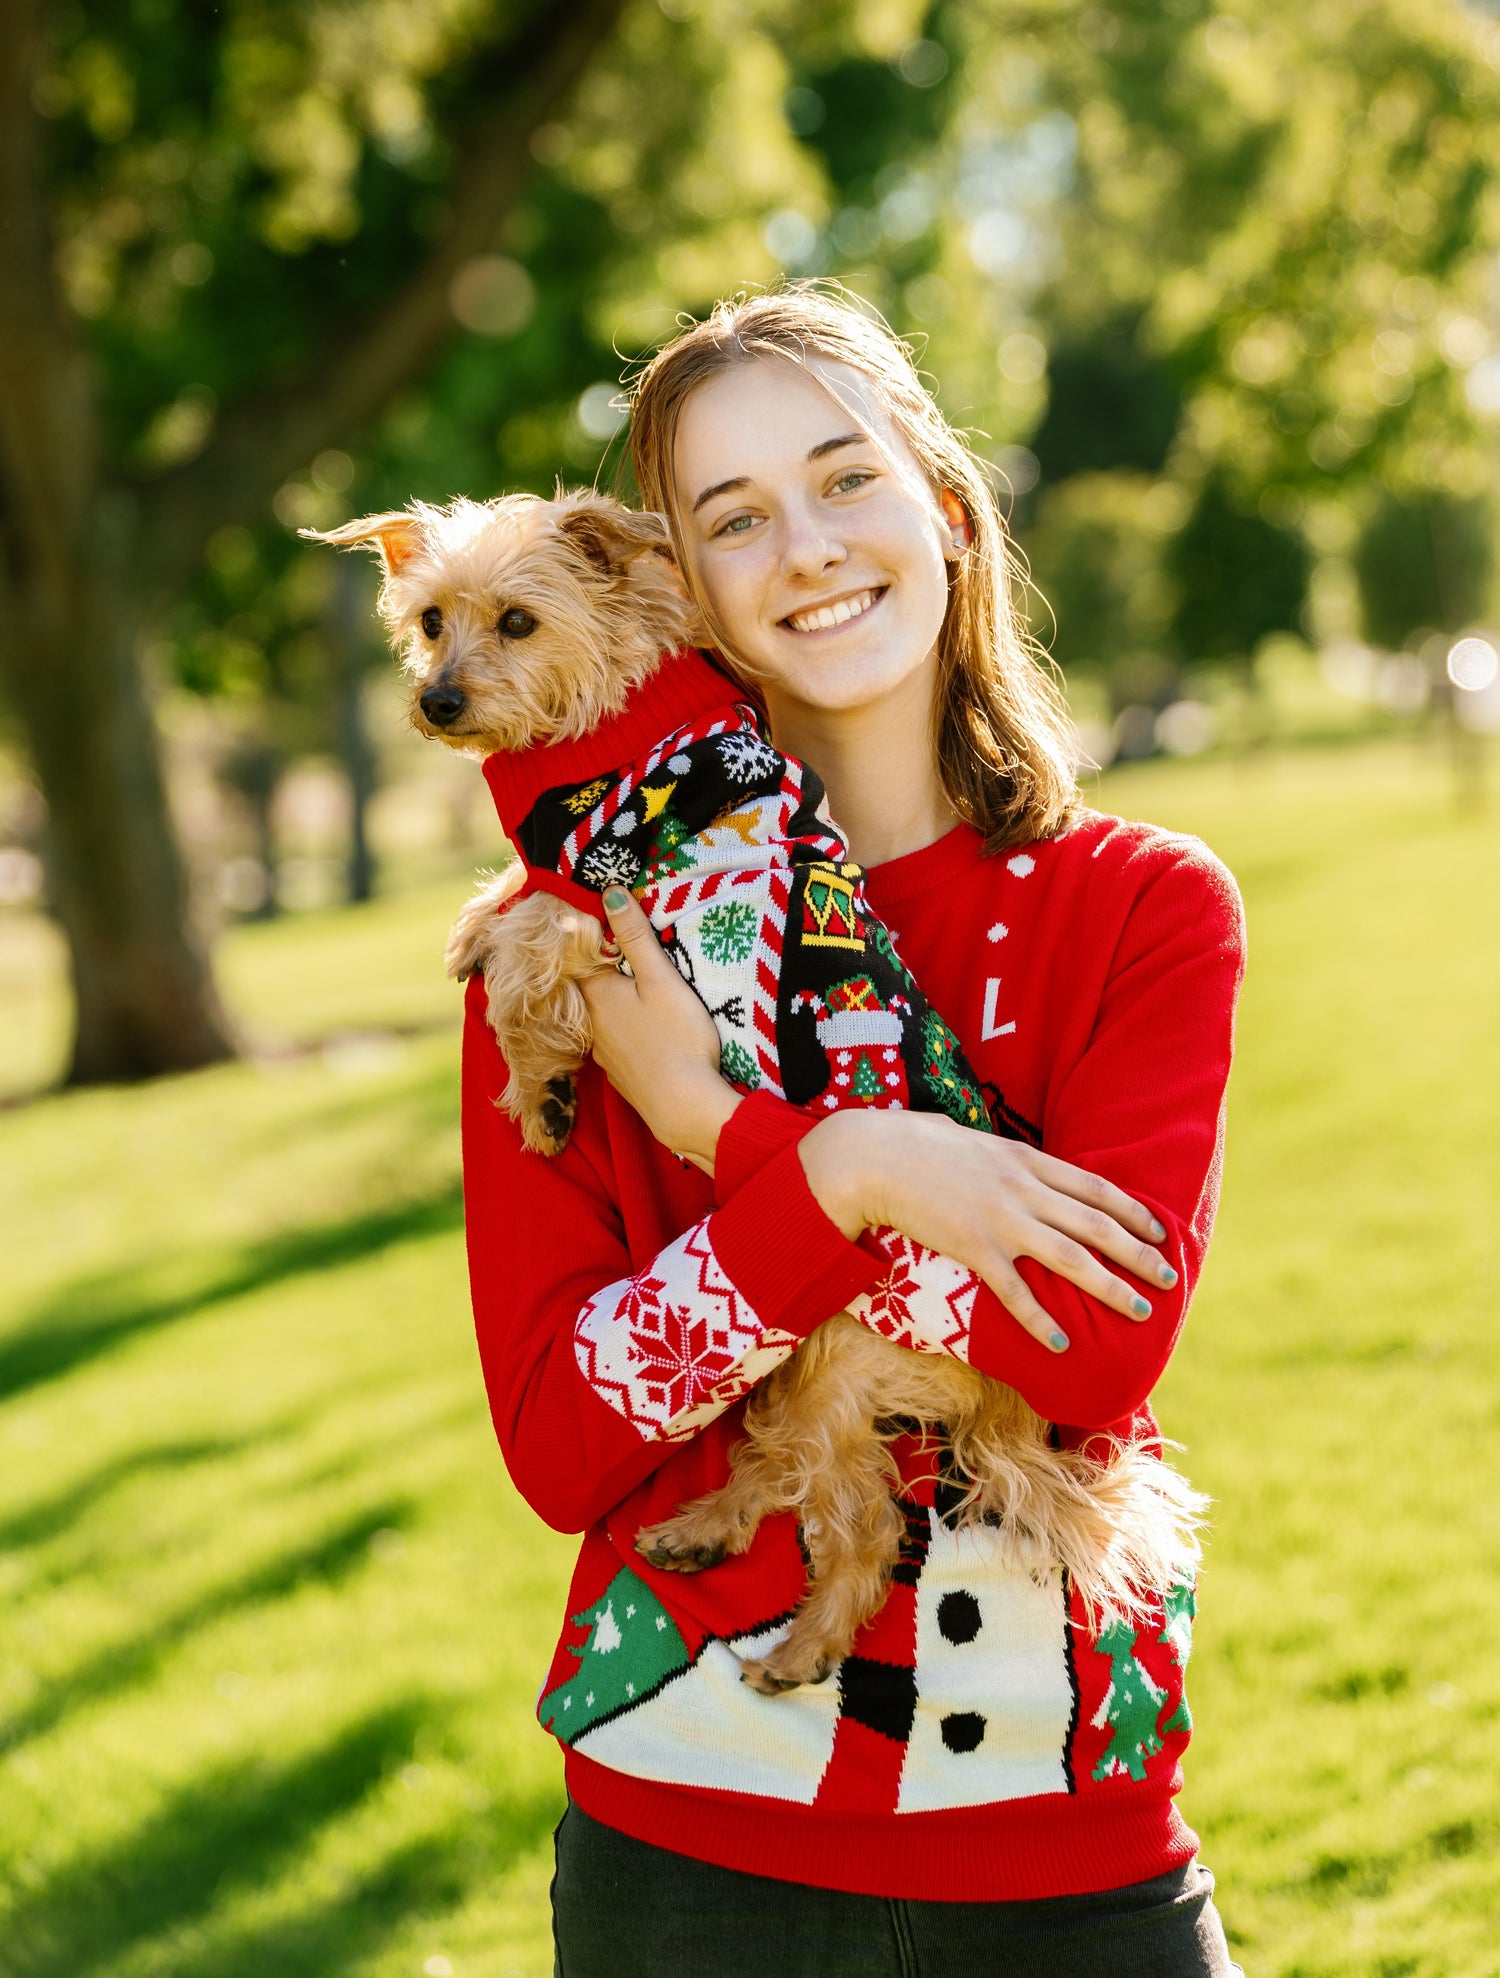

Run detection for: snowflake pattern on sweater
[[575, 1222, 802, 1442]]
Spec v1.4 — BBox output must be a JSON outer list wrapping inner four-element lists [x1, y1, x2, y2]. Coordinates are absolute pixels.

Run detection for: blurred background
[[1, 2, 1497, 1973]]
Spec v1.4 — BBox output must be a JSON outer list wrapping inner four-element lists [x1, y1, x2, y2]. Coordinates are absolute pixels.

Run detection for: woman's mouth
[[781, 586, 887, 635]]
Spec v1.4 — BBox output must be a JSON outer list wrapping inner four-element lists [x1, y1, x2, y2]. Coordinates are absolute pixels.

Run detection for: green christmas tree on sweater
[[640, 805, 695, 887], [1157, 1581, 1196, 1735], [1090, 1618, 1169, 1782], [539, 1567, 691, 1744]]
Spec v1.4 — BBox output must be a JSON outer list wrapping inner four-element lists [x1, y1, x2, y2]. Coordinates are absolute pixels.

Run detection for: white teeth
[[787, 588, 879, 634]]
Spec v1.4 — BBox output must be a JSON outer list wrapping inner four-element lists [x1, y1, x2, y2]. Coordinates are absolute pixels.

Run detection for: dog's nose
[[420, 685, 467, 727]]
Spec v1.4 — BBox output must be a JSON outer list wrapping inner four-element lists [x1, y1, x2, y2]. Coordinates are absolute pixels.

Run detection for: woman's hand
[[798, 1108, 1177, 1355], [579, 887, 740, 1173]]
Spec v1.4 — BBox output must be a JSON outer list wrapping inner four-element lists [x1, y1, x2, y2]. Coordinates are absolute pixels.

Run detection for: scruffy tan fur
[[310, 490, 1205, 1695], [306, 490, 701, 1149]]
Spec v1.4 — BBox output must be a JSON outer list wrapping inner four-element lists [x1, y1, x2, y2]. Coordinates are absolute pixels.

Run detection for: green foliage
[[1353, 489, 1496, 647], [28, 0, 1500, 752], [1002, 0, 1500, 702], [1168, 473, 1312, 664], [1024, 472, 1178, 677], [1029, 319, 1182, 482]]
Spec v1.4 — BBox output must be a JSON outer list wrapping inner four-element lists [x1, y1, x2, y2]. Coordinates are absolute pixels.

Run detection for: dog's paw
[[634, 1525, 726, 1574], [536, 1076, 576, 1153], [739, 1647, 834, 1696]]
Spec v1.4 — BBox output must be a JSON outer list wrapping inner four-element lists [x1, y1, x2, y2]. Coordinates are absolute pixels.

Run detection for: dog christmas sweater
[[463, 649, 1246, 1901]]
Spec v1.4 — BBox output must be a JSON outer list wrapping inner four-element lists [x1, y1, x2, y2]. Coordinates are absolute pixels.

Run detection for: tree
[[0, 0, 953, 1082], [1353, 488, 1494, 648], [986, 0, 1500, 686], [1167, 472, 1310, 665], [0, 0, 627, 1081]]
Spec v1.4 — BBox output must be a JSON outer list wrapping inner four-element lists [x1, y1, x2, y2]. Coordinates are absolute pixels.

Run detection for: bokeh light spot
[[449, 257, 535, 338], [1446, 636, 1498, 692], [896, 40, 948, 87], [576, 384, 627, 442]]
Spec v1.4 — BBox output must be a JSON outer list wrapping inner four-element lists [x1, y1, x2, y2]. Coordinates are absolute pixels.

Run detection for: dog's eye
[[498, 608, 537, 639], [420, 607, 442, 640]]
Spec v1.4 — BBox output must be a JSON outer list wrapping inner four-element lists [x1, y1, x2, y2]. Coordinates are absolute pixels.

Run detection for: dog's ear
[[554, 496, 670, 575], [300, 511, 423, 576]]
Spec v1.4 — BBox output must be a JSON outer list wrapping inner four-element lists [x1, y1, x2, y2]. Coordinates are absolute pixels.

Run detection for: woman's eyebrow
[[691, 433, 871, 516], [807, 431, 867, 461], [692, 475, 748, 515]]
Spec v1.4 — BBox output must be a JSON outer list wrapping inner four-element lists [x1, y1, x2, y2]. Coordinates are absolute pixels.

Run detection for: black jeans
[[552, 1803, 1241, 1978]]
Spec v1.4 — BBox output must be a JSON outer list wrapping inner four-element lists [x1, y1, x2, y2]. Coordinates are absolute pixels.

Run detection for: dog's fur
[[309, 491, 700, 1147], [310, 491, 1204, 1695]]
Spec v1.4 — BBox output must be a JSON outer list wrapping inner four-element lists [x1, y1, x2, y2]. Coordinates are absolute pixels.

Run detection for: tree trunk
[[331, 558, 379, 905], [1, 524, 234, 1082]]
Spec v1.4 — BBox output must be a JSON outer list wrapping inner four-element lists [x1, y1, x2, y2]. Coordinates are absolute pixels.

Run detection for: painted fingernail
[[1158, 1264, 1178, 1287], [602, 887, 630, 912], [1049, 1329, 1069, 1352], [1150, 1219, 1167, 1241], [1131, 1295, 1152, 1319]]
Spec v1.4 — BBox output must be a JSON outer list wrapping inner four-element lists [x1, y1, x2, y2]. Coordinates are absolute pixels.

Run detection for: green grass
[[1, 736, 1496, 1976]]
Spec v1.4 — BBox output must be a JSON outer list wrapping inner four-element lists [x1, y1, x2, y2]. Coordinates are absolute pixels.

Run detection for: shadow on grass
[[2, 1693, 546, 1978], [0, 1498, 415, 1755], [0, 1437, 249, 1552], [0, 1183, 463, 1405], [157, 1785, 561, 1978]]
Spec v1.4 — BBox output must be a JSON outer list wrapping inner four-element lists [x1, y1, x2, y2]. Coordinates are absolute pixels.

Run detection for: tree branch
[[138, 0, 628, 595]]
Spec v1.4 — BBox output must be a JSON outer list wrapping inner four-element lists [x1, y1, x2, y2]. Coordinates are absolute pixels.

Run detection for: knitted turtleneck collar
[[480, 647, 748, 918], [480, 647, 741, 850]]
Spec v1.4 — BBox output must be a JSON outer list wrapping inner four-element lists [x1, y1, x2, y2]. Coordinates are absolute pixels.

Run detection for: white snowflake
[[579, 841, 642, 890], [1007, 853, 1036, 878], [987, 921, 1009, 943], [717, 729, 781, 785]]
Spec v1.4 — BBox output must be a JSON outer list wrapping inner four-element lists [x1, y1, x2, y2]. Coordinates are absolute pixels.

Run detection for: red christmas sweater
[[462, 681, 1246, 1902]]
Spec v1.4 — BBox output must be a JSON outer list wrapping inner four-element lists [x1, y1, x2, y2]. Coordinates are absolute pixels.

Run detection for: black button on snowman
[[936, 1590, 987, 1753]]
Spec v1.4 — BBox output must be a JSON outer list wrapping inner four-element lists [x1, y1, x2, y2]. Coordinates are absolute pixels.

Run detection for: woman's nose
[[779, 506, 846, 581]]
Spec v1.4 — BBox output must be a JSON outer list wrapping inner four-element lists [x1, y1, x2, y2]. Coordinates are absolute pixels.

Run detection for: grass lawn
[[0, 736, 1496, 1976]]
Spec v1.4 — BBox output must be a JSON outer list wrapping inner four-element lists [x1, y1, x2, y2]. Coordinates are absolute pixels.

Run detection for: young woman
[[461, 286, 1246, 1974]]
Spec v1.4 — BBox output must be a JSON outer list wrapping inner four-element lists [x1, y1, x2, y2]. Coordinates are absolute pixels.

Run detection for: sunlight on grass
[[0, 738, 1496, 1975]]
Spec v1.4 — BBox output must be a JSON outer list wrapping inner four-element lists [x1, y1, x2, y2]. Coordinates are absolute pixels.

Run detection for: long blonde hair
[[627, 282, 1080, 852]]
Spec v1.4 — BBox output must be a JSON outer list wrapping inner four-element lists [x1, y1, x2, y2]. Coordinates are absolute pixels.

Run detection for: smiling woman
[[459, 284, 1246, 1977]]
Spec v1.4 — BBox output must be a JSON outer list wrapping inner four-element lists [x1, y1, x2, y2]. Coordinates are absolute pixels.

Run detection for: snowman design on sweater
[[538, 1470, 1197, 1812]]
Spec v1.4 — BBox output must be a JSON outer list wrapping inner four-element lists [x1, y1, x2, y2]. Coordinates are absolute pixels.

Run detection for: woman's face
[[670, 355, 956, 722]]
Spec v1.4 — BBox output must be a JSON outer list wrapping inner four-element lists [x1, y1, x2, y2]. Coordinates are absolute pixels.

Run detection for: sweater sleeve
[[461, 977, 885, 1533], [948, 845, 1245, 1431]]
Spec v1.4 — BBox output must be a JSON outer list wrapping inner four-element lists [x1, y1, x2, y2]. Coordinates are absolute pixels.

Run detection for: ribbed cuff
[[714, 1091, 819, 1206], [709, 1139, 886, 1340]]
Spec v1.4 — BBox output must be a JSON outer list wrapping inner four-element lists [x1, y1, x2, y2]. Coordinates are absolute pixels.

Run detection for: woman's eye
[[716, 514, 757, 538], [420, 607, 442, 640], [833, 471, 873, 494], [498, 608, 537, 638]]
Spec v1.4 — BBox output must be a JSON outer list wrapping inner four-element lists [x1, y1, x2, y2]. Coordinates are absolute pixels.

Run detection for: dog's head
[[304, 490, 701, 753]]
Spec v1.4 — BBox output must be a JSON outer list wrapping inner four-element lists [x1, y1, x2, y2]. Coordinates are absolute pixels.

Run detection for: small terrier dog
[[309, 490, 1204, 1693]]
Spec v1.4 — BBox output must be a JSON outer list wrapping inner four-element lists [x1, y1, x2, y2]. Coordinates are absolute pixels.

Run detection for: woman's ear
[[939, 488, 972, 557]]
